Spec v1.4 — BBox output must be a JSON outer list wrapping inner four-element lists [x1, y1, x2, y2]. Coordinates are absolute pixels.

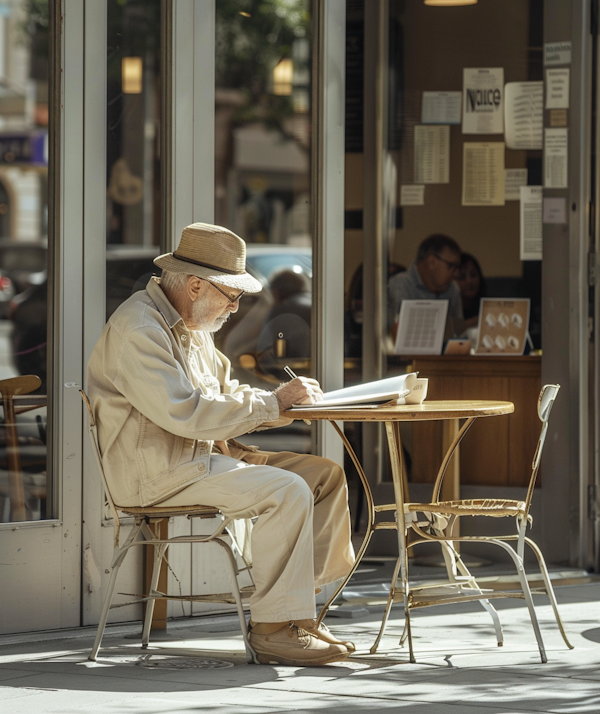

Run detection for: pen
[[284, 365, 298, 380]]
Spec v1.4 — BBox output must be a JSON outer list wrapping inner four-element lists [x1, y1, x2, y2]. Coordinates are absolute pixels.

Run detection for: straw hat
[[154, 222, 262, 293]]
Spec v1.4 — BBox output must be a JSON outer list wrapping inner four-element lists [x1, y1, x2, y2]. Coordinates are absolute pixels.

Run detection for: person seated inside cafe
[[387, 234, 463, 332], [345, 262, 405, 358], [456, 251, 486, 329]]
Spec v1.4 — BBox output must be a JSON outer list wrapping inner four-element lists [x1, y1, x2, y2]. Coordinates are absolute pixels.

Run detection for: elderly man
[[87, 223, 355, 667], [388, 233, 463, 329]]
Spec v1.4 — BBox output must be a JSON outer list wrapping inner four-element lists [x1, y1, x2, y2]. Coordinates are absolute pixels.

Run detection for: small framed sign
[[475, 298, 530, 355], [394, 300, 449, 355]]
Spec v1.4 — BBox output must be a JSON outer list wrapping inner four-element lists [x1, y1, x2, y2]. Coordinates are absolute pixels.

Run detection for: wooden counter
[[407, 355, 541, 488]]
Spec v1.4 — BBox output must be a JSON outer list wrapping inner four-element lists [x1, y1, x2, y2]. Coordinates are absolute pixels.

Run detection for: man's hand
[[274, 377, 324, 411]]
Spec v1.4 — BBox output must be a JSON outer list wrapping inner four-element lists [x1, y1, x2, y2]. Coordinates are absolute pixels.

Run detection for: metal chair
[[80, 390, 257, 663], [373, 384, 573, 663]]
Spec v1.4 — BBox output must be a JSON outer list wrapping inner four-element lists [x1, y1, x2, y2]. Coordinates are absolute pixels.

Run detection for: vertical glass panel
[[106, 0, 162, 319], [344, 0, 544, 492], [0, 0, 51, 522], [214, 1, 313, 453]]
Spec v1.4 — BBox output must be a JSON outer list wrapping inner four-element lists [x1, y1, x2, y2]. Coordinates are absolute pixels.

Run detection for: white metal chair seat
[[406, 497, 528, 519], [370, 384, 573, 664], [116, 503, 220, 519], [80, 390, 257, 664]]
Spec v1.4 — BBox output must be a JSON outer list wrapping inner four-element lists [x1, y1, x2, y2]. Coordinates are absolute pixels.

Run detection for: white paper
[[505, 168, 528, 201], [400, 185, 425, 206], [421, 91, 462, 125], [394, 300, 449, 356], [544, 128, 568, 188], [504, 82, 543, 149], [462, 68, 504, 135], [545, 41, 571, 66], [414, 125, 450, 184], [546, 69, 570, 109], [520, 185, 542, 260], [543, 197, 567, 224], [290, 373, 425, 408], [462, 142, 505, 206]]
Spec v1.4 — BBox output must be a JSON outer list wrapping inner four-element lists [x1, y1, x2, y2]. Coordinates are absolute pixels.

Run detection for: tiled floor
[[1, 567, 600, 713]]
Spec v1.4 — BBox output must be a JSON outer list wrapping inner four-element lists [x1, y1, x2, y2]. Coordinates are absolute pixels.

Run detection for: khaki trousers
[[157, 451, 355, 622]]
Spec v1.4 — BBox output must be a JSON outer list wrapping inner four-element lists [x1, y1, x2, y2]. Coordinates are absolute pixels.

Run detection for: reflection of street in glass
[[497, 312, 509, 328], [511, 313, 523, 328], [508, 335, 520, 349]]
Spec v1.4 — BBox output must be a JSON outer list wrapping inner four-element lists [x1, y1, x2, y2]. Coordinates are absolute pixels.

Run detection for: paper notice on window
[[546, 69, 569, 109], [545, 41, 571, 66], [520, 185, 542, 260], [544, 128, 568, 188], [414, 125, 450, 184], [421, 91, 462, 125], [504, 82, 543, 149], [400, 185, 425, 206], [505, 168, 528, 201], [462, 142, 505, 206], [542, 197, 567, 224], [462, 68, 504, 134]]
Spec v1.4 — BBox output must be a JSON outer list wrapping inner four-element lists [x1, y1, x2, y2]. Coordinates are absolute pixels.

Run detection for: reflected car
[[0, 239, 48, 294]]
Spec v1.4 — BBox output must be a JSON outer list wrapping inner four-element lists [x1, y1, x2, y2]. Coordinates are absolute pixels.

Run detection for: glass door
[[213, 0, 315, 455], [0, 0, 81, 634]]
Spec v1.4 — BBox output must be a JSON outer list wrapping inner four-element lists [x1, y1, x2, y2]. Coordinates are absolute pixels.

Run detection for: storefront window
[[0, 0, 50, 522], [214, 0, 313, 452], [106, 0, 162, 318], [344, 0, 544, 491]]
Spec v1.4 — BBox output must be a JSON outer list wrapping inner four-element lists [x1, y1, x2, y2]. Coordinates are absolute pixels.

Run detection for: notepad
[[290, 372, 428, 409]]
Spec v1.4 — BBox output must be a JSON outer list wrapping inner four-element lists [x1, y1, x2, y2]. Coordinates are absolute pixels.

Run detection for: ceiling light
[[122, 57, 143, 94]]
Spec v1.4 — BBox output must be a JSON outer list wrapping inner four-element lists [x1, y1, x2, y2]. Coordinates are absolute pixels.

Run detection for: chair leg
[[89, 560, 121, 661], [446, 542, 504, 647], [141, 542, 168, 648], [89, 524, 144, 662], [524, 535, 574, 649], [489, 538, 547, 663]]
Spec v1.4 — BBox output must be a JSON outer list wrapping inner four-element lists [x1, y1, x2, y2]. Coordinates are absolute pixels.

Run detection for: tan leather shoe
[[249, 622, 348, 666], [295, 619, 356, 653]]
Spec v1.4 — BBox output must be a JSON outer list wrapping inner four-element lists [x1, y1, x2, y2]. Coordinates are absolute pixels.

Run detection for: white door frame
[[0, 0, 86, 635]]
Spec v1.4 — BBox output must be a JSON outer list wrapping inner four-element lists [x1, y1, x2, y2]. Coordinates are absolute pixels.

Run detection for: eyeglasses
[[203, 279, 244, 303], [433, 253, 461, 272]]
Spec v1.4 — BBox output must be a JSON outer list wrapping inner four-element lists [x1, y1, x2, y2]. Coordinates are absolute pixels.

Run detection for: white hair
[[159, 269, 193, 293]]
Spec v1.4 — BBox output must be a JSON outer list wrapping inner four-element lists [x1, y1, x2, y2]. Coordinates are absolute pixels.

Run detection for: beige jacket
[[87, 278, 281, 506]]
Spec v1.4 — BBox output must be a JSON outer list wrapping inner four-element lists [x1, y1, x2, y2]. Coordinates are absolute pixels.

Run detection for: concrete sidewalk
[[1, 567, 600, 714]]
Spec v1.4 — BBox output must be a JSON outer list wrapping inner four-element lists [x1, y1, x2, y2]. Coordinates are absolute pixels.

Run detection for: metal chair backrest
[[80, 390, 123, 543], [524, 384, 560, 513]]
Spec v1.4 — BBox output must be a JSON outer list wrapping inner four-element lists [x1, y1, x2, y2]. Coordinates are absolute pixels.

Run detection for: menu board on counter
[[475, 299, 530, 356]]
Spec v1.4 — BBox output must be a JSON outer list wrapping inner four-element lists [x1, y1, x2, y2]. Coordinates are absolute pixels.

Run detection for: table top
[[282, 399, 514, 422]]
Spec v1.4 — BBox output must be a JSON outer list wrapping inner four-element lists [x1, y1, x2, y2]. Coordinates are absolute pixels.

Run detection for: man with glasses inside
[[387, 233, 464, 331], [87, 222, 355, 668]]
